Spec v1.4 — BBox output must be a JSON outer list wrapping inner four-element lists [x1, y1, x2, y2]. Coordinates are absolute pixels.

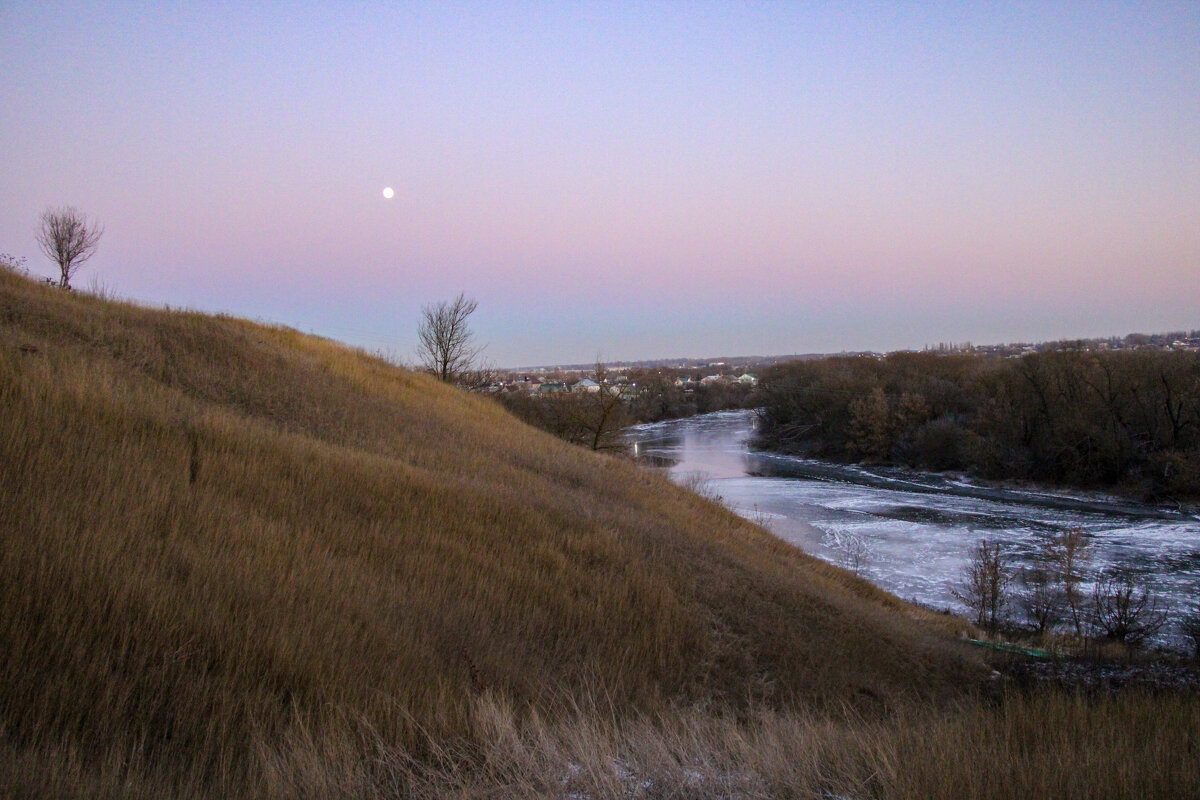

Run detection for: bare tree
[[1090, 569, 1167, 647], [954, 539, 1011, 636], [1020, 563, 1065, 635], [532, 364, 631, 451], [577, 363, 631, 451], [1047, 527, 1092, 637], [36, 206, 103, 289], [417, 293, 483, 383]]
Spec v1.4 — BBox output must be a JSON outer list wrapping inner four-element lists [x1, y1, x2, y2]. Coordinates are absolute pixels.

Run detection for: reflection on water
[[626, 410, 1200, 643], [630, 414, 753, 479]]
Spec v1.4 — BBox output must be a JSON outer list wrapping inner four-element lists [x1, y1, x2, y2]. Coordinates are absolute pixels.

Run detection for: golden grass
[[1, 267, 1190, 797], [6, 690, 1194, 799], [377, 690, 1200, 800]]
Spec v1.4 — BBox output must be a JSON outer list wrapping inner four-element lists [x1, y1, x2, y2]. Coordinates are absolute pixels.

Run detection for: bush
[[953, 540, 1011, 636], [1089, 569, 1167, 647]]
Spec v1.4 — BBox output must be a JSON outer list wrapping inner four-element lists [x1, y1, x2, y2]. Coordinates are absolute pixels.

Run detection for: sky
[[2, 2, 1197, 367]]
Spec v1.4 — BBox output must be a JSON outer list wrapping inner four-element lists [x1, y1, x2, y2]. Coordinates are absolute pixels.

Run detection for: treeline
[[757, 350, 1200, 500]]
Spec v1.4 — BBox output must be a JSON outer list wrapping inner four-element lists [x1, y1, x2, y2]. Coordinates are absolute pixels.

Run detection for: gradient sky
[[2, 2, 1197, 367]]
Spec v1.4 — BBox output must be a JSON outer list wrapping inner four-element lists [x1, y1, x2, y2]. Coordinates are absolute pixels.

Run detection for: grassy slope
[[0, 269, 987, 792]]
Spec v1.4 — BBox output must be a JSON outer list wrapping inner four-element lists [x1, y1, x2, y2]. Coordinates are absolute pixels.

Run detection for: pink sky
[[2, 3, 1197, 366]]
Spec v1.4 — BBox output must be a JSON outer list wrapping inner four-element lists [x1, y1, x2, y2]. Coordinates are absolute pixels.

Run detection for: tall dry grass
[[2, 266, 1192, 798], [377, 690, 1200, 800], [6, 690, 1193, 799]]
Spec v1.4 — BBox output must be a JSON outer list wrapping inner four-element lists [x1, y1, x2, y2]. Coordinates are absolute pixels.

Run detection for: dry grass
[[6, 691, 1193, 799], [0, 267, 1191, 798], [371, 691, 1200, 800]]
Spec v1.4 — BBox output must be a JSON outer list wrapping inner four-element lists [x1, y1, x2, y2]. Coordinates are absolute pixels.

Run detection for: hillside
[[38, 266, 1200, 796]]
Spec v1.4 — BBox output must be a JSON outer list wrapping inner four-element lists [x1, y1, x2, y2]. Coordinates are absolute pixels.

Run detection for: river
[[626, 410, 1200, 646]]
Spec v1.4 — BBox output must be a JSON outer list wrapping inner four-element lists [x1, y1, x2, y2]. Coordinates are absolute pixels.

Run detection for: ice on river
[[626, 410, 1200, 647]]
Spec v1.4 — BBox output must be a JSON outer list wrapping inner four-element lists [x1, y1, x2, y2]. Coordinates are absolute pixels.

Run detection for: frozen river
[[626, 410, 1200, 645]]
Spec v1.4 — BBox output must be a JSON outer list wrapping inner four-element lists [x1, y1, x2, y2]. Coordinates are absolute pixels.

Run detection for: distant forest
[[756, 350, 1200, 501]]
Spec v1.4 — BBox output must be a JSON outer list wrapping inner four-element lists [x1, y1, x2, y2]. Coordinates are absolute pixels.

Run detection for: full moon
[[382, 187, 394, 199]]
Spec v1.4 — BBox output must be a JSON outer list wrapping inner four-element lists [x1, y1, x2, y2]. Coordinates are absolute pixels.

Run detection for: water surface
[[626, 410, 1200, 644]]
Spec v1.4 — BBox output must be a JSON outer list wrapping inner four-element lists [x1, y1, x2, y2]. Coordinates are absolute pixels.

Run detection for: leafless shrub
[[953, 540, 1011, 636], [1020, 563, 1065, 635], [828, 531, 872, 576], [1048, 527, 1092, 636], [1090, 569, 1167, 647]]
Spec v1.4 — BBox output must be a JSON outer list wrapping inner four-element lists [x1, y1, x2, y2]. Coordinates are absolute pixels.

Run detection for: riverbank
[[997, 653, 1200, 694]]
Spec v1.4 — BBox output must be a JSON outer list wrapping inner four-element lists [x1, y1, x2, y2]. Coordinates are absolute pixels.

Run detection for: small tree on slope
[[36, 206, 103, 289]]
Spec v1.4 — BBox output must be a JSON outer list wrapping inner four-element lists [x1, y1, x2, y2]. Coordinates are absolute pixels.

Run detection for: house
[[618, 383, 643, 400], [573, 378, 601, 394], [737, 373, 758, 387], [508, 377, 541, 393], [674, 377, 697, 393]]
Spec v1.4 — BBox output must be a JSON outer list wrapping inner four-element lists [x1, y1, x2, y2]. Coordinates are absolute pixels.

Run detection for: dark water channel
[[626, 410, 1200, 646]]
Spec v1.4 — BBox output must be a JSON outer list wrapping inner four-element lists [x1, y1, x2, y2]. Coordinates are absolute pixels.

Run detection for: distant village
[[491, 365, 759, 400], [489, 329, 1200, 396], [920, 330, 1200, 358]]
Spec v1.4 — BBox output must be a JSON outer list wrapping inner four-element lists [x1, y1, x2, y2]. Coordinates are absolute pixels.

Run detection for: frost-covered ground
[[627, 411, 1200, 648]]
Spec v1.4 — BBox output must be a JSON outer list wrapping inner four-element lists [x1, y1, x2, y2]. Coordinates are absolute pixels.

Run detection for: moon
[[382, 187, 395, 199]]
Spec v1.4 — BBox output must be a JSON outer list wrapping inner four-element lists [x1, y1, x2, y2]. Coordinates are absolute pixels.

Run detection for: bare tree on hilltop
[[417, 292, 485, 384], [37, 206, 103, 289]]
